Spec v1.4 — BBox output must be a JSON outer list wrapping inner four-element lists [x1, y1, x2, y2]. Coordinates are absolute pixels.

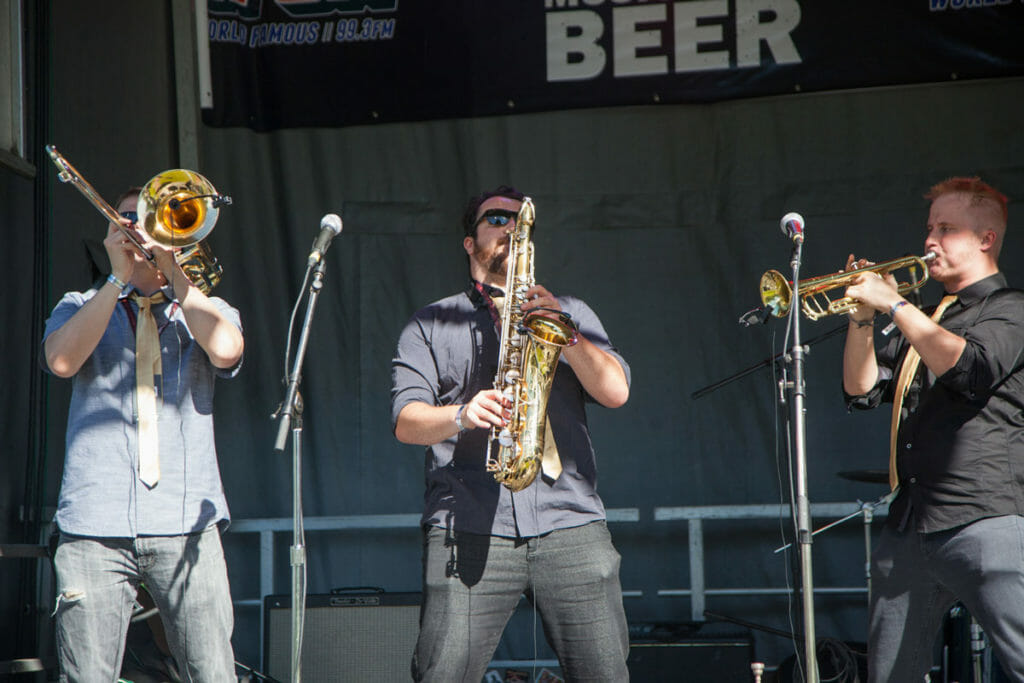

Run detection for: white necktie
[[132, 291, 166, 487]]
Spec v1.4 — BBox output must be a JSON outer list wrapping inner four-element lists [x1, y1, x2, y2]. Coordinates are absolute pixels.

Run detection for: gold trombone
[[760, 252, 936, 321], [45, 145, 230, 294]]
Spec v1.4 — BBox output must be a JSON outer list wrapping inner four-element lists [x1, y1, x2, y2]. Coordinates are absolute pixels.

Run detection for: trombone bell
[[137, 169, 220, 247]]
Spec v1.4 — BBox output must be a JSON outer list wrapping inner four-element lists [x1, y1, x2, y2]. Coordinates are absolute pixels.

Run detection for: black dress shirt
[[846, 273, 1024, 533]]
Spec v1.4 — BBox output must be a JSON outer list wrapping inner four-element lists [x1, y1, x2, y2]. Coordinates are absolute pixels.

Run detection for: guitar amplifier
[[264, 591, 421, 682], [627, 622, 754, 682]]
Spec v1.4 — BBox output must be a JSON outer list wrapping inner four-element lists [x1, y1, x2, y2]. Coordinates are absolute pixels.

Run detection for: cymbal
[[837, 469, 888, 484]]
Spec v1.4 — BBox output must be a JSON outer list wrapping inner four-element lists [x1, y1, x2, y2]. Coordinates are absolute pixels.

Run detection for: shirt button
[[909, 477, 917, 484], [906, 443, 912, 449]]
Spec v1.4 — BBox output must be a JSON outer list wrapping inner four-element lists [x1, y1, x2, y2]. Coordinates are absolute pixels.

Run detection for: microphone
[[739, 305, 772, 327], [308, 213, 343, 266], [780, 212, 805, 244]]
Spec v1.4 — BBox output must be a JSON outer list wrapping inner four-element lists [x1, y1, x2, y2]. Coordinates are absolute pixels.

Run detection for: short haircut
[[461, 185, 526, 238], [114, 186, 143, 209], [925, 176, 1008, 225]]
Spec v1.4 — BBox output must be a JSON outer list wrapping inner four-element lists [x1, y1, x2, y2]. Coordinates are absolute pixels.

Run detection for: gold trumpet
[[760, 252, 936, 321], [46, 145, 229, 294]]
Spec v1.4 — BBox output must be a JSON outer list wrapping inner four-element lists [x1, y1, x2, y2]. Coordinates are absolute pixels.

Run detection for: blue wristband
[[106, 273, 128, 291]]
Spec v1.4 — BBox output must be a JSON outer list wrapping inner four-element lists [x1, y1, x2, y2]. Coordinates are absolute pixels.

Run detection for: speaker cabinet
[[627, 623, 753, 682], [264, 592, 421, 682]]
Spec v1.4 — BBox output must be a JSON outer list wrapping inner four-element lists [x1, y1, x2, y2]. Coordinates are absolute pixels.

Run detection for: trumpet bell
[[137, 169, 220, 247]]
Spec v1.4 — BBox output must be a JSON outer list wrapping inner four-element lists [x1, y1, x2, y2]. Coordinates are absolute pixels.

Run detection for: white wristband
[[454, 405, 467, 432]]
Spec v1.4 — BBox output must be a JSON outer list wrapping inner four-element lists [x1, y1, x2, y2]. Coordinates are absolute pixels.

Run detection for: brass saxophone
[[486, 198, 578, 492]]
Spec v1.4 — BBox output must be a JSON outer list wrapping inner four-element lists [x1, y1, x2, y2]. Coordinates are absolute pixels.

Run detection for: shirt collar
[[944, 272, 1007, 308], [466, 279, 505, 308]]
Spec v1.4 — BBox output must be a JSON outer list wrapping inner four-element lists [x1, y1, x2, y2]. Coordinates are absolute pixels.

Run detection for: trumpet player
[[41, 188, 244, 682], [391, 185, 631, 682], [841, 177, 1024, 681]]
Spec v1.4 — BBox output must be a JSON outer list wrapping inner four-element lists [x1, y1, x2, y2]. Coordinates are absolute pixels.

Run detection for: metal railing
[[228, 500, 886, 665]]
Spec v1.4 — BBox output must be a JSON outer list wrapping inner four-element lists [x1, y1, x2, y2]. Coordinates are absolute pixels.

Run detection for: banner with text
[[203, 0, 1024, 131]]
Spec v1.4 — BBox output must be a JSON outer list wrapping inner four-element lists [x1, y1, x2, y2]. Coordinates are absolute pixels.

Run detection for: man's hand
[[459, 389, 510, 431], [844, 253, 901, 320]]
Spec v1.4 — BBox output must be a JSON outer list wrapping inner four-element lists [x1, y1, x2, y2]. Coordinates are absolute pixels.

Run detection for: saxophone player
[[391, 185, 632, 682]]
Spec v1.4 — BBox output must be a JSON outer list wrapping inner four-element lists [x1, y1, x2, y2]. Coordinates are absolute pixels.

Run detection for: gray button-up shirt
[[391, 283, 630, 538], [42, 285, 242, 538]]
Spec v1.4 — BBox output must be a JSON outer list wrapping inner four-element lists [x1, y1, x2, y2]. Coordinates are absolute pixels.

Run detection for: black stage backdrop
[[203, 0, 1024, 131], [5, 0, 1024, 674]]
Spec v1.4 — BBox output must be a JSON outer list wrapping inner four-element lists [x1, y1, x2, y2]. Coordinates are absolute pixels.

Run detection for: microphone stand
[[272, 258, 329, 683], [781, 237, 820, 683]]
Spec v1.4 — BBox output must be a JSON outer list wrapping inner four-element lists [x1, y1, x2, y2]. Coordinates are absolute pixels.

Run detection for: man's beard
[[476, 240, 509, 277]]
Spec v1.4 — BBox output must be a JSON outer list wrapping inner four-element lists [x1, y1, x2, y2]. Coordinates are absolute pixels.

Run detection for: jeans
[[868, 515, 1024, 682], [53, 525, 235, 683], [413, 520, 630, 683]]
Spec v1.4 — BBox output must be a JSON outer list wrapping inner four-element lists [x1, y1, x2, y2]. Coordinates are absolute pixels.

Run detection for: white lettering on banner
[[546, 0, 802, 83], [614, 5, 669, 76], [675, 0, 729, 72], [736, 0, 800, 68], [929, 0, 1012, 10], [546, 11, 607, 81]]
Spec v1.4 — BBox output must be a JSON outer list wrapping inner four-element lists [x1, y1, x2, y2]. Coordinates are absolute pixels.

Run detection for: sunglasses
[[119, 211, 138, 223], [478, 209, 518, 227]]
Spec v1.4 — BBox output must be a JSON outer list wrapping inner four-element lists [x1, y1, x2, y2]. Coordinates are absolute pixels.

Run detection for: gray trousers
[[53, 526, 235, 683], [868, 515, 1024, 682], [413, 520, 630, 683]]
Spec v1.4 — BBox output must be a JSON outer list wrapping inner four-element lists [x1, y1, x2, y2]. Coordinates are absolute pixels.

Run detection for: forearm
[[44, 280, 122, 377], [395, 401, 463, 445], [890, 302, 966, 376], [174, 283, 244, 369], [842, 320, 879, 395], [562, 335, 629, 408]]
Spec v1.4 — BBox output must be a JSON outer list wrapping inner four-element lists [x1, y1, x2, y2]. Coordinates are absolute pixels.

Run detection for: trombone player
[[41, 187, 244, 681], [841, 177, 1024, 681]]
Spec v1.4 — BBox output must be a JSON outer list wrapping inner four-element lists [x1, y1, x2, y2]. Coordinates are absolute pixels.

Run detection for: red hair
[[925, 176, 1008, 224]]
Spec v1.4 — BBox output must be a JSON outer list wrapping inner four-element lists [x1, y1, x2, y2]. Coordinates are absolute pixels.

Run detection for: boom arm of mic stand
[[690, 324, 847, 400]]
